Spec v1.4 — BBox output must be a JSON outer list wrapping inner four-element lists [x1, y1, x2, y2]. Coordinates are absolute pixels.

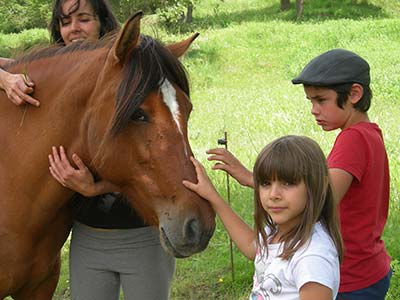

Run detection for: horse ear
[[167, 33, 199, 58], [113, 11, 143, 63]]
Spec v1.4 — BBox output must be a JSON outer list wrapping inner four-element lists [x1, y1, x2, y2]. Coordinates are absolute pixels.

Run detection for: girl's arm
[[299, 282, 332, 300], [207, 148, 254, 188], [48, 146, 118, 197], [183, 156, 257, 260]]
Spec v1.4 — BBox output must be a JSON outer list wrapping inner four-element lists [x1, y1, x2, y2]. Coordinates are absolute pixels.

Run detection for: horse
[[0, 12, 215, 299]]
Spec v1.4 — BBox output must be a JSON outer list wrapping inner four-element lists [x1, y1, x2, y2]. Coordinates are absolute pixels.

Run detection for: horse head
[[84, 12, 215, 258]]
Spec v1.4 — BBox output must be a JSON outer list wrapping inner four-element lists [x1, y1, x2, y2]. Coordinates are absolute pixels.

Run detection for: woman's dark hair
[[49, 0, 119, 44]]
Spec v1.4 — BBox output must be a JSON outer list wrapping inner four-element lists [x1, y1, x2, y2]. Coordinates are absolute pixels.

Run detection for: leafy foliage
[[0, 0, 51, 33], [109, 0, 196, 26], [0, 28, 49, 57], [0, 0, 196, 34]]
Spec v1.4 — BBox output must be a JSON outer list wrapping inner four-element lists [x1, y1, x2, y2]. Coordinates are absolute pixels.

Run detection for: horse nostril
[[184, 218, 201, 245]]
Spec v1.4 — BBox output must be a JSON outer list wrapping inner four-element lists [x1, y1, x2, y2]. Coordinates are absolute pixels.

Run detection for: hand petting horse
[[0, 12, 215, 299]]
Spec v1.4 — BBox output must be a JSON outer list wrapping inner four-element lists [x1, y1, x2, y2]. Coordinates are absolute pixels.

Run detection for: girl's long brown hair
[[253, 135, 343, 261]]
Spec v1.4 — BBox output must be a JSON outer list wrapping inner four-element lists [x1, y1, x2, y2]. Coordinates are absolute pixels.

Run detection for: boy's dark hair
[[49, 0, 120, 44], [331, 83, 372, 112], [292, 48, 373, 112], [304, 83, 372, 113]]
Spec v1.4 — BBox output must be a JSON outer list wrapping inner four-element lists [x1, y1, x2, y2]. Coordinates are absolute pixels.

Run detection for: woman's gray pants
[[69, 222, 176, 300]]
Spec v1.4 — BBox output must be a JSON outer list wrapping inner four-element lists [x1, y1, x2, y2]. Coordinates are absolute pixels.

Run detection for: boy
[[291, 49, 391, 300]]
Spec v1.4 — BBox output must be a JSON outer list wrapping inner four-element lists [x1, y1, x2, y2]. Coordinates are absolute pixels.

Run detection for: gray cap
[[292, 49, 370, 86]]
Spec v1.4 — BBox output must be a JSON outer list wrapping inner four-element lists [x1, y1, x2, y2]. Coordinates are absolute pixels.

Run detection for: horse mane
[[3, 32, 117, 70], [4, 31, 190, 137], [110, 34, 191, 135]]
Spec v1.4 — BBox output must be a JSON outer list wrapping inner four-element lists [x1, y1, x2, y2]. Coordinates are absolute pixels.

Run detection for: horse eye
[[131, 109, 148, 123]]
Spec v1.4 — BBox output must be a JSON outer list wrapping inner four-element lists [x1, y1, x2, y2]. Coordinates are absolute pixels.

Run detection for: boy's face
[[304, 86, 354, 131]]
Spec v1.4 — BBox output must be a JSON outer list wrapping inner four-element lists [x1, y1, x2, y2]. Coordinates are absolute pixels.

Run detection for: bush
[[0, 28, 49, 58], [0, 0, 51, 34], [109, 0, 195, 26]]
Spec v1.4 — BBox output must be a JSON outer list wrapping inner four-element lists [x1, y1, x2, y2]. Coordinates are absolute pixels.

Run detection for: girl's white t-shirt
[[250, 222, 340, 300]]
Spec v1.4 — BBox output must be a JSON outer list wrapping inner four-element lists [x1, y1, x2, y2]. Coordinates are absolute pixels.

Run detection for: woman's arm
[[48, 146, 118, 197], [0, 57, 14, 67], [207, 148, 254, 188], [183, 156, 257, 259], [0, 64, 39, 107]]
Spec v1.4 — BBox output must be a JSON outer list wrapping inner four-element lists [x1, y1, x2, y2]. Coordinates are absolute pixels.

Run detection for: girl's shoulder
[[295, 222, 338, 259]]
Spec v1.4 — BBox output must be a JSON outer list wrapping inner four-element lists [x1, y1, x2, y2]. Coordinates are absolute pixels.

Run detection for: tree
[[108, 0, 196, 25], [280, 0, 290, 11], [280, 0, 304, 20], [295, 0, 304, 20], [0, 0, 51, 33]]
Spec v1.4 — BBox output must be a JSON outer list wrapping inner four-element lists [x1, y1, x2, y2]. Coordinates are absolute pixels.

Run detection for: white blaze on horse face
[[160, 79, 189, 157]]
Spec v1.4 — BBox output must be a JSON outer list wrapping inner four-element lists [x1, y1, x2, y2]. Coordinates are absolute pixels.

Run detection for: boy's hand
[[207, 148, 254, 187]]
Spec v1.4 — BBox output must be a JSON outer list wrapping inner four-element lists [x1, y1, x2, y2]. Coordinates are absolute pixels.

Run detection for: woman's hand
[[48, 146, 117, 197], [182, 156, 222, 206], [207, 148, 254, 188], [0, 68, 39, 107]]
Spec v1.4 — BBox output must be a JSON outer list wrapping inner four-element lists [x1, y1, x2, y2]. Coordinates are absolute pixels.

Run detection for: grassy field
[[3, 0, 400, 299]]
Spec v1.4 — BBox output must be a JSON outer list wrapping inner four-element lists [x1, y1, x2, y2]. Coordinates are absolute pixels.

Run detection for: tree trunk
[[280, 0, 291, 11], [186, 4, 193, 23], [296, 0, 304, 20]]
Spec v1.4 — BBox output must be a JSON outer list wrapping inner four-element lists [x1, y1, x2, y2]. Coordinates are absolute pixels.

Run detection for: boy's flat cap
[[292, 49, 370, 86]]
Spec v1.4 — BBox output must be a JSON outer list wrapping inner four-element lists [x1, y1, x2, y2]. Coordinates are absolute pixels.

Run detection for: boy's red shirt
[[328, 122, 391, 292]]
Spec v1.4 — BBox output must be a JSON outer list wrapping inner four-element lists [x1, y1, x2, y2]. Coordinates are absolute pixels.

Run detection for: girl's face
[[60, 0, 101, 45], [304, 86, 354, 131], [259, 180, 307, 235]]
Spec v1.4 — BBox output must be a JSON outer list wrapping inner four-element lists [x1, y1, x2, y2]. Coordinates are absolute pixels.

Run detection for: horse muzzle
[[158, 213, 215, 258]]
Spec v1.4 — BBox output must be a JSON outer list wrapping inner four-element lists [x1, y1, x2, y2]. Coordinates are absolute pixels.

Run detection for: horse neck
[[0, 47, 110, 213]]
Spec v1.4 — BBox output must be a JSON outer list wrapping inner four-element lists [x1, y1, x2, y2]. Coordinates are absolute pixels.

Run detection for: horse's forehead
[[160, 80, 179, 119], [160, 79, 189, 157]]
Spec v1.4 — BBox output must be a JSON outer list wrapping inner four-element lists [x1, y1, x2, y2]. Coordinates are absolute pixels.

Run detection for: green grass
[[2, 0, 399, 299], [170, 1, 400, 299]]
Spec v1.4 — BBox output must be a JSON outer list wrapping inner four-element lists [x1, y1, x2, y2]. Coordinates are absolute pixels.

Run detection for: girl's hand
[[207, 148, 254, 187], [48, 146, 115, 197], [0, 70, 39, 107], [182, 156, 221, 205]]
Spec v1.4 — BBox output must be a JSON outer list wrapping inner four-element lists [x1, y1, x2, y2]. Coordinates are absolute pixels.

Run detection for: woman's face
[[59, 0, 101, 45]]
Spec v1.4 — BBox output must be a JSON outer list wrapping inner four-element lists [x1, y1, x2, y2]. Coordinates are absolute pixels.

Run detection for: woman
[[1, 1, 175, 300]]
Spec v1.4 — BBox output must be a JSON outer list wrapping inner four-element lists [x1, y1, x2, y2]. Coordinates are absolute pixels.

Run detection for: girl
[[183, 135, 343, 300]]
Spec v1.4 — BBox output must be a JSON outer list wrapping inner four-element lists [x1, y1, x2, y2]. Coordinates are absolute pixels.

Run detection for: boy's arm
[[329, 168, 353, 205], [183, 156, 257, 260], [207, 148, 254, 188]]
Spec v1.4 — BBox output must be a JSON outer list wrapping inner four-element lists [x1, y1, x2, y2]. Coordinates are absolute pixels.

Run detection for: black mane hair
[[110, 34, 190, 135]]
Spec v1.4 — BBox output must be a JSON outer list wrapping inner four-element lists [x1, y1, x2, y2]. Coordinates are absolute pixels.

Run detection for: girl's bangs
[[255, 142, 304, 185]]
